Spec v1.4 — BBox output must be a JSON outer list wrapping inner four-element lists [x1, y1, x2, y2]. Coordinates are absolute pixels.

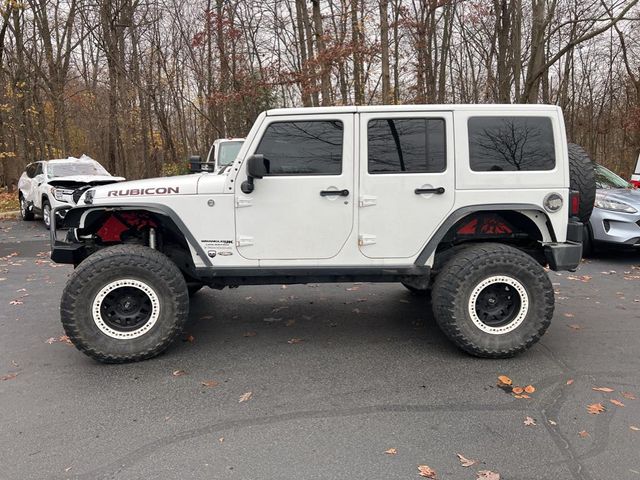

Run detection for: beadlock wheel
[[468, 275, 529, 335], [92, 279, 161, 339]]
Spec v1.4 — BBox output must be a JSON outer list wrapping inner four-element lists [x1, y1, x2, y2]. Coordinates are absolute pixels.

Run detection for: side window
[[468, 116, 556, 171], [34, 163, 43, 176], [255, 120, 343, 175], [367, 118, 446, 174]]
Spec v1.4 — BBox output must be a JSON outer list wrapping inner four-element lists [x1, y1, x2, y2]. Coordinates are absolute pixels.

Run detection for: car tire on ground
[[60, 244, 189, 363], [19, 194, 34, 221], [581, 223, 595, 257], [42, 199, 51, 230], [568, 143, 596, 223], [431, 243, 554, 358]]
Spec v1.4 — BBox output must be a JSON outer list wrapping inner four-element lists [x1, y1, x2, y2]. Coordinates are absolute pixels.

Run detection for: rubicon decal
[[108, 187, 180, 197]]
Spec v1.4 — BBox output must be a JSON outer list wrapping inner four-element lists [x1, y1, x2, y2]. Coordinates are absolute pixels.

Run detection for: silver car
[[585, 164, 640, 253]]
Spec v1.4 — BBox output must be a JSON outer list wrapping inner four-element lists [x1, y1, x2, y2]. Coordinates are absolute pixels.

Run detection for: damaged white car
[[18, 155, 125, 229]]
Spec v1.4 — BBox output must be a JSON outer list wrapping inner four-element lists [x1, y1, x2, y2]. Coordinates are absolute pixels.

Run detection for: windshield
[[48, 161, 110, 178], [218, 141, 243, 167], [595, 164, 631, 189]]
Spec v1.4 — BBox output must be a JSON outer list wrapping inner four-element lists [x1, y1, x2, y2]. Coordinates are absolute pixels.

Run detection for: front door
[[358, 111, 455, 259], [235, 114, 354, 260]]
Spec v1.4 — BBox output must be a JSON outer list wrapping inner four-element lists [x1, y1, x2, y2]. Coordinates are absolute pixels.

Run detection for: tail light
[[569, 190, 580, 217]]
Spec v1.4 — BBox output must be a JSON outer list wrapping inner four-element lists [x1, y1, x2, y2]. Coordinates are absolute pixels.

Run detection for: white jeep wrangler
[[51, 105, 595, 363]]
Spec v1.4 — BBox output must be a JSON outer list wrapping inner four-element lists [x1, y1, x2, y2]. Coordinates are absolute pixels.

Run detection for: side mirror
[[246, 154, 267, 179], [241, 154, 268, 194], [188, 155, 203, 173]]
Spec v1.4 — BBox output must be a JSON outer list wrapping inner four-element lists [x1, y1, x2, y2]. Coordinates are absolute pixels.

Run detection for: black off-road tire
[[60, 245, 189, 363], [431, 243, 554, 358], [568, 143, 596, 223], [19, 194, 34, 221]]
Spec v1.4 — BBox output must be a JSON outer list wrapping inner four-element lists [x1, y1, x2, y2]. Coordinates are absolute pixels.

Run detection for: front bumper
[[589, 207, 640, 246], [543, 219, 583, 271], [49, 205, 84, 264]]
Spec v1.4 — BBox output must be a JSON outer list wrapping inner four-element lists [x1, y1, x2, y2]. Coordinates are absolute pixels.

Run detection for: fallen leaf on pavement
[[621, 392, 636, 400], [587, 403, 605, 414], [219, 437, 224, 443], [201, 380, 219, 388], [549, 420, 557, 425], [568, 324, 581, 331], [243, 331, 257, 337], [417, 465, 437, 478], [9, 299, 23, 305], [563, 313, 574, 318], [285, 319, 296, 327], [592, 387, 614, 393], [477, 470, 500, 480], [384, 448, 397, 455], [172, 370, 187, 377], [287, 338, 304, 344], [630, 426, 640, 431], [578, 430, 589, 438], [566, 379, 574, 385], [184, 334, 195, 343], [610, 399, 625, 407], [456, 453, 477, 467], [239, 391, 252, 403], [512, 386, 524, 394], [497, 375, 512, 386], [524, 416, 536, 426], [1, 373, 18, 381], [524, 385, 536, 394]]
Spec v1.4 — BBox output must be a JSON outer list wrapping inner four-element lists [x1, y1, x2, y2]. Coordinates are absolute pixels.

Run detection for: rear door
[[358, 111, 455, 259]]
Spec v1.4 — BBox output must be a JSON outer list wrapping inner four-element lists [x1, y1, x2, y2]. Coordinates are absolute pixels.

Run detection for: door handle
[[320, 189, 350, 197], [414, 187, 445, 195]]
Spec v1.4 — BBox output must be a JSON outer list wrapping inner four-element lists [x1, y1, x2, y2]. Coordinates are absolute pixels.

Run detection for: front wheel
[[42, 200, 51, 230], [19, 195, 34, 221], [60, 245, 189, 363], [431, 243, 554, 358]]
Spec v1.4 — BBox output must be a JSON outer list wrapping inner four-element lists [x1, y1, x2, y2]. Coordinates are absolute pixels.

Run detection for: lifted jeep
[[51, 105, 595, 363]]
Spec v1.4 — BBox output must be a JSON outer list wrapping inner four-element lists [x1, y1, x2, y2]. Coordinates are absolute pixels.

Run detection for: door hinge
[[358, 234, 377, 246], [235, 197, 253, 208], [359, 195, 377, 208], [236, 236, 254, 247]]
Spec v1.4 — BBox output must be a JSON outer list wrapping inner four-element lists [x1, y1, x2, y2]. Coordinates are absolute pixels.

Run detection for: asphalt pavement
[[1, 218, 639, 480]]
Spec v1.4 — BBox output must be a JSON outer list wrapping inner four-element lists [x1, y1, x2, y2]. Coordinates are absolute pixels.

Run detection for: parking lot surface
[[1, 218, 639, 480]]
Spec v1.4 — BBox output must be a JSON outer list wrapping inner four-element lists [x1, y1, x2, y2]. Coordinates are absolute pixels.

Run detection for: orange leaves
[[578, 430, 589, 438], [497, 375, 512, 386], [384, 448, 397, 455], [566, 379, 574, 385], [456, 453, 477, 467], [497, 375, 536, 399], [239, 391, 253, 403], [609, 399, 625, 408], [592, 387, 614, 393], [524, 385, 535, 394], [417, 465, 437, 478], [1, 372, 18, 381], [621, 391, 636, 400], [587, 403, 605, 414], [200, 380, 219, 388], [46, 335, 71, 345]]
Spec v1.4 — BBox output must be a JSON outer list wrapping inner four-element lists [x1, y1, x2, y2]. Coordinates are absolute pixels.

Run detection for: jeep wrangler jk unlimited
[[50, 105, 595, 363]]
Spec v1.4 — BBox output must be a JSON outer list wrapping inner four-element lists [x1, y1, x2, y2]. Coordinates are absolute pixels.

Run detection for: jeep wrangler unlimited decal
[[107, 187, 180, 197]]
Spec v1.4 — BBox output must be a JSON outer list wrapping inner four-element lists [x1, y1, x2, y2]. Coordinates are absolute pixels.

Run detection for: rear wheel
[[60, 245, 189, 363], [432, 243, 554, 358], [19, 195, 34, 221]]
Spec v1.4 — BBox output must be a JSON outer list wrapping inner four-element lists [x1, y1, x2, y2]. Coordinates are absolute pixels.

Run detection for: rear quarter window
[[468, 116, 556, 171]]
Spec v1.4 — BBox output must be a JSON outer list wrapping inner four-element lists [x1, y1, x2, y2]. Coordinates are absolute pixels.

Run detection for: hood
[[89, 174, 207, 202], [597, 188, 640, 206], [48, 175, 126, 187]]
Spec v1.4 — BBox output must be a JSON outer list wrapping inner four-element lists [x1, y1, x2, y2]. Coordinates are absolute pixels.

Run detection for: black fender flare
[[414, 204, 553, 266]]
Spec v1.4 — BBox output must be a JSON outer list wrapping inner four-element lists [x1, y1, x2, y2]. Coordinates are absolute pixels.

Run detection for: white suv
[[51, 105, 595, 363], [18, 156, 124, 229]]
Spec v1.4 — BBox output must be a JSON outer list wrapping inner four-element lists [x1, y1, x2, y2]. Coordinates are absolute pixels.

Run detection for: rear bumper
[[543, 219, 583, 271]]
